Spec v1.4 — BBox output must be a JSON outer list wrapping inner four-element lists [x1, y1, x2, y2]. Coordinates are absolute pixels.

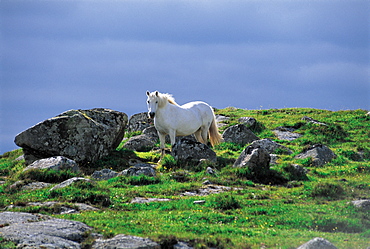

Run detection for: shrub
[[310, 182, 344, 199], [210, 194, 241, 210], [19, 169, 78, 183]]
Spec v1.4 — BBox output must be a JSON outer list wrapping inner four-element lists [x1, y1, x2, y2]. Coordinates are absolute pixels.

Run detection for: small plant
[[310, 182, 344, 199], [210, 194, 241, 210], [19, 169, 79, 183]]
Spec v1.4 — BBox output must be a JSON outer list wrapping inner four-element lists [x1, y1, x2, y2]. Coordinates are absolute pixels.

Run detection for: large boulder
[[295, 144, 336, 166], [172, 138, 217, 163], [222, 124, 259, 145], [0, 212, 93, 248], [15, 108, 128, 165]]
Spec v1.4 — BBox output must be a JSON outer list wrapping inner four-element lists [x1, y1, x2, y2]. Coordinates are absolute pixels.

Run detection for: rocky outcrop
[[0, 212, 160, 249], [50, 177, 93, 191], [222, 124, 259, 145], [273, 126, 302, 141], [233, 145, 270, 173], [238, 117, 257, 128], [92, 234, 159, 249], [15, 108, 128, 165], [91, 168, 118, 180], [295, 144, 336, 166], [351, 199, 370, 211], [120, 163, 157, 177], [297, 237, 337, 249], [249, 139, 292, 154], [124, 134, 157, 152], [23, 156, 80, 173], [172, 138, 217, 163], [0, 212, 93, 248]]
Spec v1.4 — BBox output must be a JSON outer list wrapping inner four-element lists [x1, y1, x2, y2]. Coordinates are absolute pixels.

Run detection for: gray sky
[[1, 0, 369, 153]]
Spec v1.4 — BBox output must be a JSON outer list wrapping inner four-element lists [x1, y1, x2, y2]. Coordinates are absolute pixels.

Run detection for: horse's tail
[[209, 116, 223, 147]]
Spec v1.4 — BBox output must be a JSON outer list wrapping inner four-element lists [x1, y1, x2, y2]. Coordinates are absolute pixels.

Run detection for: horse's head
[[146, 91, 160, 118]]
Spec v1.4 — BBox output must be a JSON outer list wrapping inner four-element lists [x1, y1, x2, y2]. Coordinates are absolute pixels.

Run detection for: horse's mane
[[158, 92, 178, 106]]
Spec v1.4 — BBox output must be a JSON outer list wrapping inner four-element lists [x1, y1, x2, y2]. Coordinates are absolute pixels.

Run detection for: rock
[[216, 115, 230, 128], [120, 163, 156, 177], [233, 145, 271, 173], [295, 144, 336, 166], [124, 134, 157, 152], [174, 241, 193, 249], [130, 197, 171, 204], [92, 234, 160, 249], [23, 156, 80, 173], [250, 139, 292, 154], [91, 168, 118, 181], [297, 237, 337, 249], [21, 181, 52, 190], [0, 211, 93, 248], [7, 201, 98, 214], [127, 112, 152, 133], [50, 177, 93, 191], [142, 126, 159, 141], [206, 167, 217, 175], [172, 138, 217, 163], [273, 126, 302, 141], [222, 124, 259, 145], [302, 116, 328, 126], [15, 108, 127, 165], [238, 117, 256, 128], [351, 199, 370, 211]]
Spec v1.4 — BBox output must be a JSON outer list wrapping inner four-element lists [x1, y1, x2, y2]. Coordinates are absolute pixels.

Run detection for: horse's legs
[[169, 129, 176, 148], [158, 132, 166, 157], [194, 129, 205, 144], [201, 127, 208, 145]]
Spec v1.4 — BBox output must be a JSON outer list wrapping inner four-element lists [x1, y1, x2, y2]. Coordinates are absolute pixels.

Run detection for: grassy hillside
[[1, 108, 369, 248]]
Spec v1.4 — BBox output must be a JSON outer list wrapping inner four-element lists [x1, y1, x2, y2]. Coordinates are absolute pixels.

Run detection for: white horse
[[146, 91, 223, 155]]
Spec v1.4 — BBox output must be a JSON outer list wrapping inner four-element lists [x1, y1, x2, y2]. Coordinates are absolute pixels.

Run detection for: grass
[[0, 108, 369, 248]]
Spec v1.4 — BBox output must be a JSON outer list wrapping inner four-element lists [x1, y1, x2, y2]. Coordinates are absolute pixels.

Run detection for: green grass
[[1, 108, 369, 248]]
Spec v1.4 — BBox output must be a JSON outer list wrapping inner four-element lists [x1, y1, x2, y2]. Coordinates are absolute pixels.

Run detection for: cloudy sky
[[1, 0, 369, 153]]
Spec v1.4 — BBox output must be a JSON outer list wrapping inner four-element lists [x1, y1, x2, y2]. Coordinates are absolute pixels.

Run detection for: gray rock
[[351, 199, 370, 211], [15, 108, 127, 165], [222, 124, 259, 145], [174, 241, 193, 249], [23, 156, 80, 173], [120, 163, 156, 177], [21, 181, 52, 190], [250, 139, 292, 154], [206, 167, 217, 175], [295, 144, 336, 166], [91, 168, 118, 180], [7, 201, 98, 214], [297, 237, 337, 249], [127, 112, 152, 133], [142, 126, 159, 141], [172, 138, 217, 163], [130, 197, 171, 204], [238, 117, 256, 128], [302, 116, 328, 126], [92, 234, 160, 249], [234, 145, 271, 173], [50, 177, 93, 191], [273, 126, 302, 141], [0, 212, 92, 249], [124, 134, 157, 152]]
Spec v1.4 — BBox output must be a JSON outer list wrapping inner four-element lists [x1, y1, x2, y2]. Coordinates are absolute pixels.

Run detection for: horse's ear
[[146, 91, 150, 96], [155, 91, 159, 96]]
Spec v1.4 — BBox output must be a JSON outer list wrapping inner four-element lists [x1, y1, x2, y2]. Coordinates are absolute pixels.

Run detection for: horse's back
[[181, 101, 214, 122]]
